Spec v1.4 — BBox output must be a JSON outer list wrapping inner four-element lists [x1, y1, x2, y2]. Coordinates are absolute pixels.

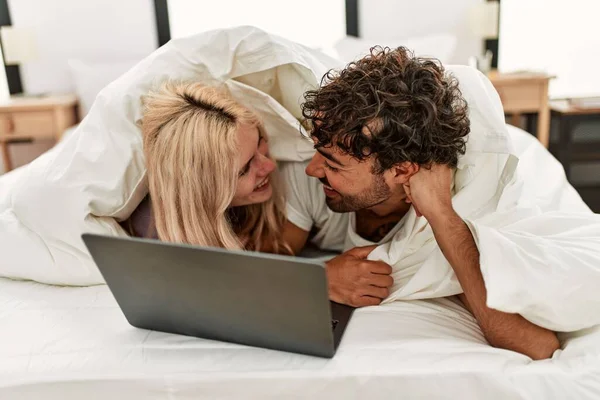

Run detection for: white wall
[[499, 0, 600, 99], [7, 0, 158, 94], [358, 0, 484, 65], [167, 0, 346, 50]]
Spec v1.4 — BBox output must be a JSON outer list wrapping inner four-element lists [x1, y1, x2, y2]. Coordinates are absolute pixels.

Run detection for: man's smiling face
[[304, 138, 392, 213]]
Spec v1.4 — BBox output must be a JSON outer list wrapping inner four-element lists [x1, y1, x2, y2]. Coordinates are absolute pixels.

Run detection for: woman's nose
[[257, 153, 276, 176]]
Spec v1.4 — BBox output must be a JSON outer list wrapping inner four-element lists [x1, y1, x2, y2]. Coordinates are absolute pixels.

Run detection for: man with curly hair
[[280, 46, 559, 360]]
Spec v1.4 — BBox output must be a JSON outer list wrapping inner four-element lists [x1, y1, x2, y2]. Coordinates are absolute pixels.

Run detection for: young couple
[[124, 46, 560, 360]]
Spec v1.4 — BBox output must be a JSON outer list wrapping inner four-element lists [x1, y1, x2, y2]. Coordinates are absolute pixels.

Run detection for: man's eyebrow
[[317, 148, 343, 166]]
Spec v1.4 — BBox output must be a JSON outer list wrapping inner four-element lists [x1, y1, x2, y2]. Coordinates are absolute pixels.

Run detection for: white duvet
[[371, 72, 600, 333], [0, 26, 339, 286], [1, 276, 599, 400], [0, 26, 600, 336]]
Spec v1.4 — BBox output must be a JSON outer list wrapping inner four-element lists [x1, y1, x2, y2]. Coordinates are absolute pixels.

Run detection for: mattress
[[1, 277, 599, 399]]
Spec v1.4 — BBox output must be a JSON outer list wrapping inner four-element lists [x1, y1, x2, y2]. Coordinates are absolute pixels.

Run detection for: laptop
[[82, 233, 354, 358]]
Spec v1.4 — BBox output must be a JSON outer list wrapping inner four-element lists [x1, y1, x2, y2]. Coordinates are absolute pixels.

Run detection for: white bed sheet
[[1, 277, 599, 400]]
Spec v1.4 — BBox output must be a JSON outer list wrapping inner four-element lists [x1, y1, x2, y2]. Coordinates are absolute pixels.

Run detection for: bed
[[1, 124, 599, 399], [1, 27, 599, 397], [0, 275, 599, 399]]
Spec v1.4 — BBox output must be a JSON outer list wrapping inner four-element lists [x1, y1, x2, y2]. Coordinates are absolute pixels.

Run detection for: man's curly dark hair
[[301, 46, 470, 173]]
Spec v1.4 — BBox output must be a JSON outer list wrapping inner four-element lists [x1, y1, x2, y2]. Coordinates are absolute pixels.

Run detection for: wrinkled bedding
[[1, 277, 599, 400], [1, 28, 598, 334]]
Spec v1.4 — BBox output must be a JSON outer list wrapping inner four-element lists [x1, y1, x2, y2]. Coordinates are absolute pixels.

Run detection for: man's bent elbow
[[527, 332, 560, 360], [488, 330, 560, 361]]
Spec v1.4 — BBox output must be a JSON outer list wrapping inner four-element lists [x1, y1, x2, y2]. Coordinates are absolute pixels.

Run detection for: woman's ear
[[392, 162, 419, 184]]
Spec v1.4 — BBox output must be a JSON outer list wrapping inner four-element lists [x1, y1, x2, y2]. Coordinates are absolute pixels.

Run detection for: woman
[[122, 81, 290, 254]]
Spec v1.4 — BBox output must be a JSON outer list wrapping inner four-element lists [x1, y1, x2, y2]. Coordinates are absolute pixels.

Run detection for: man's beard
[[321, 174, 391, 213]]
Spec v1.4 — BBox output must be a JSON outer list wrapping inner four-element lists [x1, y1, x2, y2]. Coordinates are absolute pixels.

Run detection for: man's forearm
[[428, 208, 560, 360]]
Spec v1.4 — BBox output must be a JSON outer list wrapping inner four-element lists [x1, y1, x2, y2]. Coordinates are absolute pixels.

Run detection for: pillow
[[68, 59, 141, 119], [333, 33, 457, 64]]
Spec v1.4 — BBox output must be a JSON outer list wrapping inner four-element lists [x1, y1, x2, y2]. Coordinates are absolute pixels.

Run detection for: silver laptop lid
[[82, 233, 338, 358]]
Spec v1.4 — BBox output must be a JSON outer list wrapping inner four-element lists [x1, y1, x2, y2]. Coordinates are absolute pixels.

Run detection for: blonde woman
[[122, 81, 290, 254]]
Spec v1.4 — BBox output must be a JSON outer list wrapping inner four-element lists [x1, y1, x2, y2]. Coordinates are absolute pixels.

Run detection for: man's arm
[[277, 161, 393, 307], [281, 220, 393, 307], [428, 208, 559, 360], [406, 164, 559, 360], [282, 220, 310, 255]]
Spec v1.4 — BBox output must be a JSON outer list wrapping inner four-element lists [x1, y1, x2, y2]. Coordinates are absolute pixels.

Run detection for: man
[[281, 46, 560, 360]]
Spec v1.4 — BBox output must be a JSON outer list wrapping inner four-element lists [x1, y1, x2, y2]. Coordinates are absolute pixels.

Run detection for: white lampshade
[[0, 26, 39, 65], [469, 1, 500, 39]]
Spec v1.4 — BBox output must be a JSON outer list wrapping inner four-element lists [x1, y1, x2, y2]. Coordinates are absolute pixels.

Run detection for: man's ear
[[391, 162, 419, 184]]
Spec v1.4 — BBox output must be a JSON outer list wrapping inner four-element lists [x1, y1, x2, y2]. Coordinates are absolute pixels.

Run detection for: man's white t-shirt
[[280, 161, 407, 252]]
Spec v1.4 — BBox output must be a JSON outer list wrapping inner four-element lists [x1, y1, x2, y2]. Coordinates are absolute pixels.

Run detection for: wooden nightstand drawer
[[495, 84, 543, 113], [12, 111, 55, 137], [0, 94, 78, 173], [0, 115, 12, 135], [488, 71, 554, 148]]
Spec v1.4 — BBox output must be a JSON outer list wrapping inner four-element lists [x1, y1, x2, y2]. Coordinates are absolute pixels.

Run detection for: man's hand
[[325, 245, 393, 307], [403, 163, 453, 220]]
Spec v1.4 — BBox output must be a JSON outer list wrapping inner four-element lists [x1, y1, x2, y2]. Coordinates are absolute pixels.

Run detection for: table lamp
[[0, 26, 39, 97], [468, 0, 500, 73]]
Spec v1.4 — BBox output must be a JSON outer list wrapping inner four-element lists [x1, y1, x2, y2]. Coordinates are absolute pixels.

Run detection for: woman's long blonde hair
[[141, 81, 288, 253]]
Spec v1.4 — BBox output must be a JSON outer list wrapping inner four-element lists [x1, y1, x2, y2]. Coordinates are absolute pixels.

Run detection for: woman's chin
[[251, 183, 273, 204]]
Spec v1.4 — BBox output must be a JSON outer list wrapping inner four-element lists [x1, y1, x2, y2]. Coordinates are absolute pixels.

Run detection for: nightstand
[[0, 94, 78, 173], [487, 71, 554, 148], [549, 100, 600, 212]]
